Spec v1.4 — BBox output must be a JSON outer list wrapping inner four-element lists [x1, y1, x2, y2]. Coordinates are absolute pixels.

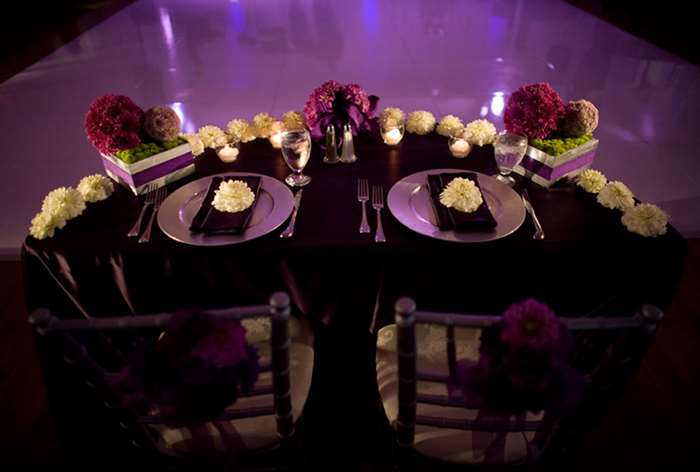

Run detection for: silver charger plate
[[387, 168, 525, 243], [157, 173, 294, 246]]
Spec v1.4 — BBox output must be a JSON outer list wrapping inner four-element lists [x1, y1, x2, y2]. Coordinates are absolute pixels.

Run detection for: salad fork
[[372, 185, 386, 243], [138, 187, 168, 243], [357, 178, 370, 233], [127, 184, 157, 237]]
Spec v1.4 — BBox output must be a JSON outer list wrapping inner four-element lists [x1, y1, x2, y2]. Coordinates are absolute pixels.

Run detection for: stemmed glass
[[494, 132, 528, 186], [280, 129, 312, 187]]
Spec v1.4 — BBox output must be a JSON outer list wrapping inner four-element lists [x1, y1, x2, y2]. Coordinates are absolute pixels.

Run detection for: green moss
[[115, 136, 186, 164], [530, 135, 592, 156]]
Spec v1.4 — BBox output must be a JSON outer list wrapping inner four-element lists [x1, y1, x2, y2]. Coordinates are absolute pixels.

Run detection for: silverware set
[[127, 185, 168, 243], [280, 189, 303, 239], [357, 179, 386, 242]]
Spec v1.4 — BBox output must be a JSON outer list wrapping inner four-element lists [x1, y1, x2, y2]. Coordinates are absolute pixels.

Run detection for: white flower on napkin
[[436, 114, 464, 137], [212, 180, 256, 213], [622, 203, 668, 237], [463, 119, 497, 146], [439, 177, 483, 213], [576, 169, 607, 194], [406, 110, 436, 135], [597, 181, 635, 211], [77, 174, 114, 202]]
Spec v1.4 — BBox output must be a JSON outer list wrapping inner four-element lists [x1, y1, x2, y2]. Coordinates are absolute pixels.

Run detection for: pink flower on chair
[[500, 298, 561, 352]]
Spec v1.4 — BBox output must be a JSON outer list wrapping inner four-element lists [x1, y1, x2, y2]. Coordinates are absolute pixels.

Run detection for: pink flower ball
[[85, 94, 144, 154], [504, 83, 565, 140]]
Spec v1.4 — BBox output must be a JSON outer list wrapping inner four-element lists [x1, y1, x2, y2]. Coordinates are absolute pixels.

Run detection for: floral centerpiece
[[504, 83, 600, 187], [85, 94, 194, 194], [303, 80, 379, 150]]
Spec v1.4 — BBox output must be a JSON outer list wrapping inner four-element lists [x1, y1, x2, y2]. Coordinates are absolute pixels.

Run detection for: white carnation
[[41, 187, 86, 222], [212, 180, 256, 213], [406, 110, 436, 135], [77, 174, 114, 202], [251, 113, 276, 138], [198, 125, 228, 148], [576, 169, 607, 194], [622, 203, 668, 237], [29, 211, 60, 240], [436, 115, 464, 137], [597, 181, 635, 211], [463, 119, 497, 146], [379, 107, 405, 128], [281, 111, 306, 131], [184, 133, 205, 156], [439, 177, 483, 213]]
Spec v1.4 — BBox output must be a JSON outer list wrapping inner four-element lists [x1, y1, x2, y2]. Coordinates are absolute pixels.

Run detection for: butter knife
[[522, 188, 545, 240], [280, 189, 303, 238]]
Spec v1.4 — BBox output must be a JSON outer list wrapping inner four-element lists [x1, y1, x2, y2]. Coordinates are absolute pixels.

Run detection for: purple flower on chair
[[303, 80, 379, 149], [501, 298, 561, 352]]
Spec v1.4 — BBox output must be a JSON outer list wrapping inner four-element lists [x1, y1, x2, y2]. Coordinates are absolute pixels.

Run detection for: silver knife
[[280, 189, 303, 238], [522, 188, 545, 240]]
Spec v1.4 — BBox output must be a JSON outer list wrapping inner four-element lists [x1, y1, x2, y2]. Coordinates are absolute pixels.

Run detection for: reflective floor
[[1, 0, 699, 256]]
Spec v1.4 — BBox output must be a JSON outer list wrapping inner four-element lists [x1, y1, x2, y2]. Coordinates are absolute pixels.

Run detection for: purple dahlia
[[504, 82, 565, 140], [84, 94, 144, 154]]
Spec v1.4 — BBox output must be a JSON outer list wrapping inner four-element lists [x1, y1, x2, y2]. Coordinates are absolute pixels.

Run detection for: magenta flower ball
[[84, 94, 144, 154], [504, 82, 565, 140], [143, 105, 181, 141], [500, 298, 562, 351]]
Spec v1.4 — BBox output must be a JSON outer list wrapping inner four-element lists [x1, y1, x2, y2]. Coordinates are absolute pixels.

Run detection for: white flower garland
[[379, 107, 405, 128], [576, 169, 607, 194], [436, 115, 464, 137], [251, 113, 276, 138], [212, 180, 256, 213], [439, 177, 483, 213], [622, 203, 668, 237], [197, 125, 228, 148], [406, 110, 436, 135], [597, 181, 635, 211], [281, 111, 306, 131], [184, 133, 205, 156], [463, 119, 497, 146], [77, 174, 114, 202]]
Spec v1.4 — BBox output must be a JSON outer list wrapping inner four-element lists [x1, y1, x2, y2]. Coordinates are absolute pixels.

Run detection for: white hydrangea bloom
[[379, 107, 405, 128], [184, 133, 205, 156], [251, 113, 276, 138], [436, 114, 464, 137], [622, 203, 668, 237], [576, 169, 607, 194], [226, 119, 249, 141], [212, 180, 256, 213], [463, 119, 497, 146], [77, 174, 114, 202], [41, 187, 86, 222], [439, 177, 483, 213], [281, 111, 306, 131], [29, 211, 60, 240], [198, 125, 228, 148], [597, 181, 635, 211], [406, 110, 436, 135]]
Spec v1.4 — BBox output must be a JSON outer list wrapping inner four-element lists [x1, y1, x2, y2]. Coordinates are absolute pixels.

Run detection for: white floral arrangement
[[379, 107, 405, 128], [251, 112, 276, 138], [227, 119, 256, 143], [281, 111, 306, 131], [197, 125, 228, 149], [183, 133, 205, 156], [597, 181, 635, 211], [463, 119, 497, 146], [439, 177, 483, 213], [212, 180, 256, 213], [621, 203, 668, 237], [576, 169, 607, 194], [77, 174, 115, 202], [406, 110, 436, 135], [436, 115, 464, 137]]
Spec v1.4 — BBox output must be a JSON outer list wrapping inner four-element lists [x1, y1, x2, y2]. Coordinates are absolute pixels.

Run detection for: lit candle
[[383, 128, 403, 145], [269, 131, 283, 149], [449, 138, 471, 158], [217, 144, 239, 162]]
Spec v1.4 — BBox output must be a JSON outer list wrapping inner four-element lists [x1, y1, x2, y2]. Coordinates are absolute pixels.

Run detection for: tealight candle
[[381, 123, 405, 146], [449, 137, 471, 158], [217, 144, 240, 162], [269, 121, 284, 149]]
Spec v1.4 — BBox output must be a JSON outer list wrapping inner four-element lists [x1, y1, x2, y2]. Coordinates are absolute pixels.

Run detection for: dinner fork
[[372, 185, 386, 243], [357, 178, 370, 234], [138, 187, 168, 243], [127, 184, 157, 237]]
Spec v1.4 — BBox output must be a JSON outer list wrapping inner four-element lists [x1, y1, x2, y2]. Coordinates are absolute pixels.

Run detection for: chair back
[[28, 291, 295, 455], [393, 297, 664, 462]]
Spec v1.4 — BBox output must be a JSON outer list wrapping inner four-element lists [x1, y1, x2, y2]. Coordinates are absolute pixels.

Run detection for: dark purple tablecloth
[[22, 133, 687, 331]]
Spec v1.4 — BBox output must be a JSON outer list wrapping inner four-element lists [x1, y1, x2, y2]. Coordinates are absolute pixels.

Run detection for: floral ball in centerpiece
[[504, 82, 565, 140], [85, 94, 144, 155], [560, 99, 599, 137], [143, 105, 181, 142]]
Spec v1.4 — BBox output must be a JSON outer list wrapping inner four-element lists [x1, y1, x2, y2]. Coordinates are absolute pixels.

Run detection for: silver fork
[[127, 184, 157, 237], [138, 187, 168, 243], [357, 178, 370, 234], [372, 185, 386, 243]]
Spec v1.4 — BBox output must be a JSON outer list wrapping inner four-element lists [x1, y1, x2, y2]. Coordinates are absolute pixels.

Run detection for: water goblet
[[281, 129, 312, 187], [494, 132, 528, 186]]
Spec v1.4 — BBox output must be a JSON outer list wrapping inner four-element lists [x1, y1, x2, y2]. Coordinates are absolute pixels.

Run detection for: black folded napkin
[[427, 172, 497, 231], [189, 175, 262, 235]]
